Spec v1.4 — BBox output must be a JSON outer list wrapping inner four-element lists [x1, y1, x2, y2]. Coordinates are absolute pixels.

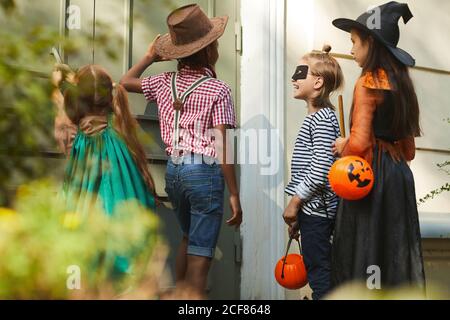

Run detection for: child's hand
[[145, 35, 171, 62], [52, 69, 63, 88], [283, 195, 302, 226], [52, 64, 75, 87], [332, 137, 349, 157], [288, 221, 300, 240], [226, 194, 242, 229]]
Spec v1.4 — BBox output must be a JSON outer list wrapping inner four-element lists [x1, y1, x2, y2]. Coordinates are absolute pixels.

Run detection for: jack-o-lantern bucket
[[274, 237, 308, 290], [328, 156, 374, 200]]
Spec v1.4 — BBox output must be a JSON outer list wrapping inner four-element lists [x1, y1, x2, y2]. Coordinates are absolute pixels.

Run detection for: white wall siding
[[240, 0, 286, 300]]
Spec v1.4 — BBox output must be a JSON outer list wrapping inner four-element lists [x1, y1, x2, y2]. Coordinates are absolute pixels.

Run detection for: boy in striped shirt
[[283, 45, 344, 300]]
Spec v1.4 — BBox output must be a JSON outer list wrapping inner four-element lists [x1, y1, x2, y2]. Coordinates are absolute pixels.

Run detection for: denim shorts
[[164, 154, 225, 258]]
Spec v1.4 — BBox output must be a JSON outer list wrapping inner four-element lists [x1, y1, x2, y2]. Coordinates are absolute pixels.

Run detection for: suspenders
[[170, 72, 211, 157]]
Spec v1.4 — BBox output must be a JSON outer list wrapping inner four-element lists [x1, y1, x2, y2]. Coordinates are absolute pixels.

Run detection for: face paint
[[292, 65, 309, 81]]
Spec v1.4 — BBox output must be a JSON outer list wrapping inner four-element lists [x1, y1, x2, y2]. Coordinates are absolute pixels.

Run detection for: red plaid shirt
[[142, 66, 236, 158]]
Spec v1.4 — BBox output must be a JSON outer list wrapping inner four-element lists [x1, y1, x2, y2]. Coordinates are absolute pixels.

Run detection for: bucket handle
[[281, 234, 302, 279]]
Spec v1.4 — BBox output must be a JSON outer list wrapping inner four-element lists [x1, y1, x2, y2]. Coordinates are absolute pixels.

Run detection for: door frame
[[240, 0, 286, 300]]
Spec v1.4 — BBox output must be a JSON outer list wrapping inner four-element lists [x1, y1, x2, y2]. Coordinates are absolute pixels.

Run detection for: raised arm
[[51, 67, 77, 156], [120, 56, 153, 93], [120, 35, 168, 93]]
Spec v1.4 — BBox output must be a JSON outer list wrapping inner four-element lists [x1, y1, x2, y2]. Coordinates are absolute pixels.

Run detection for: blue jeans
[[298, 212, 335, 300], [165, 155, 224, 258]]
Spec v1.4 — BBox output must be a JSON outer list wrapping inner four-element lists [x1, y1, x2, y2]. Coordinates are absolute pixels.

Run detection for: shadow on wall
[[239, 114, 286, 299]]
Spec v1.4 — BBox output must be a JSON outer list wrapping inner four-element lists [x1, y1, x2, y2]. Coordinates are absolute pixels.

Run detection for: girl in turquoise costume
[[58, 64, 156, 214], [53, 64, 157, 274]]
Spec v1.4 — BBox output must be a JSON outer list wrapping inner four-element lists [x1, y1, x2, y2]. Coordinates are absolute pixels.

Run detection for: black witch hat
[[333, 1, 415, 66]]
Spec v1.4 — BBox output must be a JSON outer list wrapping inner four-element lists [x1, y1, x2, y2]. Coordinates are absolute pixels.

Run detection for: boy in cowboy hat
[[120, 4, 242, 297], [330, 1, 425, 292]]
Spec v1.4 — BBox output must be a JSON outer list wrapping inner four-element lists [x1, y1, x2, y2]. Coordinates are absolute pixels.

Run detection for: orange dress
[[331, 69, 425, 291], [339, 68, 416, 165]]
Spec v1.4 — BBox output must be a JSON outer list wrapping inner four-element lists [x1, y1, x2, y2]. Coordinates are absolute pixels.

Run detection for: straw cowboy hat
[[155, 4, 229, 60], [332, 1, 415, 66]]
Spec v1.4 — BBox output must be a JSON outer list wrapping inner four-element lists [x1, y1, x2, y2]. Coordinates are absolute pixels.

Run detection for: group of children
[[52, 2, 425, 299], [284, 1, 424, 299]]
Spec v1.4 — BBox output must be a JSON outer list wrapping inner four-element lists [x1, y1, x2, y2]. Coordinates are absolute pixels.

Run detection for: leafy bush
[[418, 118, 450, 205], [0, 179, 164, 299]]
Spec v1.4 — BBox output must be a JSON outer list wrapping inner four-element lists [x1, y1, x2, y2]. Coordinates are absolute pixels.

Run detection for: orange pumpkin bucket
[[274, 236, 308, 290], [328, 155, 374, 200]]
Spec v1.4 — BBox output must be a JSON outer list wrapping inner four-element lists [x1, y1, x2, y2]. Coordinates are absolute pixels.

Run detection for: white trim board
[[240, 0, 286, 300]]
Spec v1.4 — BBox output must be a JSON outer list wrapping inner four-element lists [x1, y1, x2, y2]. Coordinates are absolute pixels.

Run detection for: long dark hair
[[354, 28, 421, 138], [177, 40, 219, 78]]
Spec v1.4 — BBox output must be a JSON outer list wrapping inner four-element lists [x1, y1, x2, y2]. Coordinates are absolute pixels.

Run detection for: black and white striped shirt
[[285, 107, 340, 219]]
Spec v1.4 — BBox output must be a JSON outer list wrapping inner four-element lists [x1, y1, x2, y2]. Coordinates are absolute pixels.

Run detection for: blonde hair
[[64, 65, 157, 198], [302, 44, 344, 110]]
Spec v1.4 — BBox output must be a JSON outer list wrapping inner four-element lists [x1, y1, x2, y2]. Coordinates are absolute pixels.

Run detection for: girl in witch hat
[[331, 1, 425, 292], [120, 4, 242, 297]]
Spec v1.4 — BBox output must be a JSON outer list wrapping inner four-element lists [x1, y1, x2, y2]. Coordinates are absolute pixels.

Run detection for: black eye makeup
[[292, 65, 309, 81]]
